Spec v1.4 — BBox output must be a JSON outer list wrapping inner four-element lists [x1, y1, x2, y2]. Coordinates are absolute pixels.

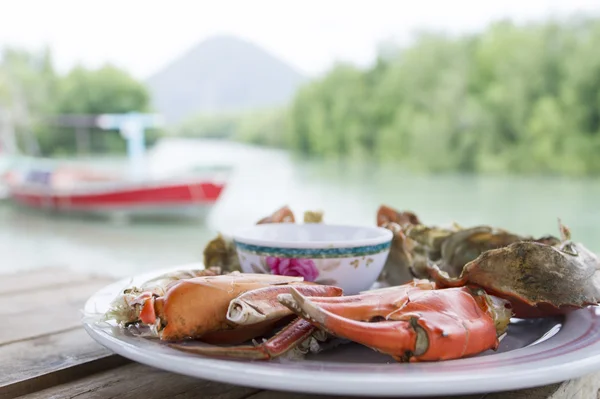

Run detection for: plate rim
[[81, 263, 600, 397]]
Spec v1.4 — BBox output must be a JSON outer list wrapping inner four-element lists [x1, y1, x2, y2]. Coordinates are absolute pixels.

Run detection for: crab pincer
[[145, 275, 344, 360], [278, 281, 512, 362]]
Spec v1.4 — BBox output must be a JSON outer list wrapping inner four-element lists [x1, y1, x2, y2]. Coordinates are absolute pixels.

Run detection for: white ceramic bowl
[[232, 224, 393, 294]]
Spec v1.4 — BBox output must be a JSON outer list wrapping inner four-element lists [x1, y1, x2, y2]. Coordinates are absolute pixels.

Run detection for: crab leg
[[278, 286, 511, 362], [298, 280, 436, 322], [169, 318, 316, 360], [152, 274, 306, 341], [199, 316, 295, 345], [228, 280, 435, 326], [227, 284, 343, 325]]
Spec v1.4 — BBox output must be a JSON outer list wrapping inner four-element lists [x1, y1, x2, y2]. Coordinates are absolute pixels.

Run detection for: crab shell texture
[[139, 273, 343, 342], [376, 205, 458, 285], [428, 239, 600, 318], [138, 267, 222, 296], [278, 279, 512, 362], [377, 205, 421, 228], [376, 205, 561, 284], [170, 281, 353, 360], [105, 267, 223, 326], [303, 210, 324, 224], [203, 234, 241, 273]]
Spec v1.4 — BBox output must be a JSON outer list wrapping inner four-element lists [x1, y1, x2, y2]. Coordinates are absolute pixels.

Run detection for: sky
[[1, 0, 599, 79]]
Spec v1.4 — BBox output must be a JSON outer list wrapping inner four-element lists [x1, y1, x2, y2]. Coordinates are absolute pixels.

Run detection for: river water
[[2, 138, 599, 278]]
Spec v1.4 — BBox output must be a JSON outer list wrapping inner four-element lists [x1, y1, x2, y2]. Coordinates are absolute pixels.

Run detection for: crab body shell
[[429, 240, 600, 318]]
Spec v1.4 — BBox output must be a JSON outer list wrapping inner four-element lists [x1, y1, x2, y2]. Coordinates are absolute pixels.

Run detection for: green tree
[[43, 64, 151, 155], [280, 15, 600, 176], [57, 65, 149, 114]]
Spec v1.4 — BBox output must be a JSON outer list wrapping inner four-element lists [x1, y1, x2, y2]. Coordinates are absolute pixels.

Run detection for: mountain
[[146, 35, 306, 125]]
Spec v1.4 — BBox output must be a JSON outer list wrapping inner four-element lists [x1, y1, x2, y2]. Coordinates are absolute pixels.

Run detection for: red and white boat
[[2, 113, 234, 220], [4, 163, 230, 220]]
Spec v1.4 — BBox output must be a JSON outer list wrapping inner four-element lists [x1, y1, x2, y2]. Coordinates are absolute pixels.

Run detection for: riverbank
[[2, 138, 598, 277]]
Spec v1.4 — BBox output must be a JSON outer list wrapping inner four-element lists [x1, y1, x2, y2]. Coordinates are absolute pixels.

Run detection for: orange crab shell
[[132, 273, 342, 343], [278, 280, 512, 362]]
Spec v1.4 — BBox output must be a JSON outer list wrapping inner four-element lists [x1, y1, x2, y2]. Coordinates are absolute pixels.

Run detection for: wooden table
[[2, 267, 599, 399]]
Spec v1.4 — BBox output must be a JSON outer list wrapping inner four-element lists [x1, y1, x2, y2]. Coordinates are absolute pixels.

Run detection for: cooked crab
[[376, 205, 560, 284], [427, 222, 600, 318], [105, 272, 344, 359], [104, 267, 222, 325], [278, 279, 512, 362]]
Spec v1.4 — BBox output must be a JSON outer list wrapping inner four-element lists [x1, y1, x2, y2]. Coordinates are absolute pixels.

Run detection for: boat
[[2, 112, 233, 220], [4, 162, 230, 220]]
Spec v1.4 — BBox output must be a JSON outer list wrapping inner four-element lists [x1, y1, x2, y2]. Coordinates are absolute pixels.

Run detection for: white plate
[[82, 264, 600, 397]]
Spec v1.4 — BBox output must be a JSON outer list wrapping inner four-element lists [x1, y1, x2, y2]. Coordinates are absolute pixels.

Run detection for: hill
[[146, 35, 305, 125]]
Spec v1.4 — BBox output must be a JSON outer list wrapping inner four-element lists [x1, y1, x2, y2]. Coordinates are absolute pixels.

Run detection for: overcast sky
[[1, 0, 599, 79]]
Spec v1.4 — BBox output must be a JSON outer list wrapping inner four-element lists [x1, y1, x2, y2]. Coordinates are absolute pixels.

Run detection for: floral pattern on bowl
[[266, 257, 319, 282], [236, 249, 389, 293]]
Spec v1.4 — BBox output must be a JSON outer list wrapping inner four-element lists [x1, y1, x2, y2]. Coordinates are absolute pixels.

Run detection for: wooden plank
[[482, 372, 600, 399], [0, 328, 127, 399], [186, 371, 600, 399], [545, 373, 600, 399], [0, 267, 103, 296], [19, 363, 261, 399], [1, 277, 114, 345], [18, 361, 600, 399], [0, 267, 123, 398]]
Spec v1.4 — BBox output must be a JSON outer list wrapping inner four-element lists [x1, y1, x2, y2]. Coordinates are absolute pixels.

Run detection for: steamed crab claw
[[107, 272, 344, 351], [165, 281, 343, 360], [278, 282, 512, 362], [143, 273, 307, 341], [106, 273, 302, 339], [104, 267, 222, 326]]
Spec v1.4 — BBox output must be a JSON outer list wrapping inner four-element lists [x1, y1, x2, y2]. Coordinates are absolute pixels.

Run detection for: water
[[2, 138, 599, 278]]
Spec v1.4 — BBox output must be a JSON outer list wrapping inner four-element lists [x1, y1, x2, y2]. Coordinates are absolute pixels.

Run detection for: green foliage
[[58, 65, 150, 114], [283, 16, 600, 176], [174, 112, 239, 140], [172, 107, 287, 148], [235, 108, 287, 147], [0, 48, 153, 156], [0, 46, 59, 153]]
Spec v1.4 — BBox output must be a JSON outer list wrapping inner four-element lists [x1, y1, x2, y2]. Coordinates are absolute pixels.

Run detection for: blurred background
[[1, 0, 599, 277]]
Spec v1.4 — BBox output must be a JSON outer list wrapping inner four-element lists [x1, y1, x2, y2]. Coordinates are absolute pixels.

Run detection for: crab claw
[[169, 318, 316, 360], [227, 284, 343, 325], [278, 284, 511, 362], [130, 292, 157, 325]]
